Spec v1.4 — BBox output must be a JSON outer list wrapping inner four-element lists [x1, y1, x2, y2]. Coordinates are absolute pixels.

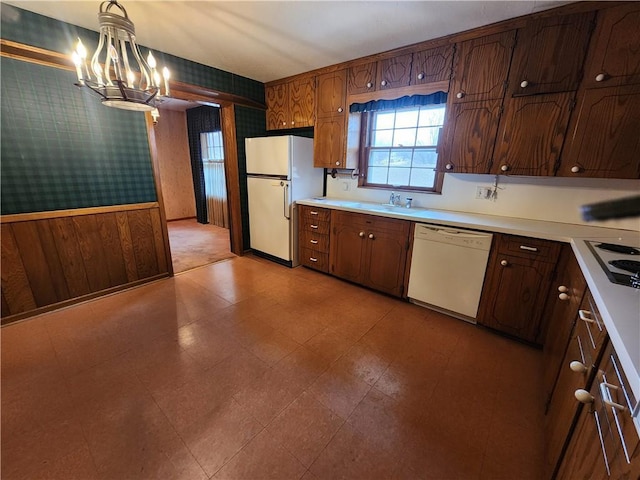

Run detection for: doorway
[[152, 101, 235, 273]]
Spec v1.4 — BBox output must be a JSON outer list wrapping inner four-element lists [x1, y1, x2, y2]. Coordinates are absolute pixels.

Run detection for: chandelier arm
[[119, 38, 133, 87], [91, 33, 106, 84], [128, 36, 152, 89], [104, 28, 114, 86]]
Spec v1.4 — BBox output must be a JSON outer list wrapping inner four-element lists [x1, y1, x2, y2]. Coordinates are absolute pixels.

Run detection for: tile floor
[[1, 256, 544, 479]]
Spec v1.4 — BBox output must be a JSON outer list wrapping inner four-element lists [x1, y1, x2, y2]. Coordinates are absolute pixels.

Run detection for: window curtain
[[186, 106, 222, 224], [349, 91, 448, 113]]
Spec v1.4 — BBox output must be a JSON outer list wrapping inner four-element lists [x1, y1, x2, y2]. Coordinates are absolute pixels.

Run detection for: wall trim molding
[[1, 202, 160, 223]]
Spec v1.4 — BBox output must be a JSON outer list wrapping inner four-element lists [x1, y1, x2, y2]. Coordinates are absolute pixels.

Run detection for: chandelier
[[71, 0, 170, 112]]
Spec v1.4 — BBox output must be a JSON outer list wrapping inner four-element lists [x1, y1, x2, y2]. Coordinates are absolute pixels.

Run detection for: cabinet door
[[451, 30, 515, 103], [329, 211, 368, 283], [508, 12, 595, 96], [544, 322, 590, 479], [478, 253, 557, 343], [266, 83, 288, 130], [377, 54, 413, 90], [492, 92, 574, 176], [289, 77, 315, 128], [314, 115, 346, 169], [542, 248, 587, 406], [364, 219, 410, 297], [439, 99, 501, 173], [348, 62, 377, 95], [412, 44, 454, 86], [558, 84, 640, 178], [583, 3, 640, 89], [316, 70, 347, 118]]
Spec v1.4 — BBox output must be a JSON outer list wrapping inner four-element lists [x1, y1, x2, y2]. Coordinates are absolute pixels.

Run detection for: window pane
[[412, 149, 438, 168], [368, 166, 388, 184], [388, 167, 410, 186], [390, 149, 413, 167], [395, 109, 419, 128], [394, 128, 417, 147], [409, 168, 436, 187], [374, 112, 395, 129], [416, 127, 440, 146], [418, 106, 446, 126], [372, 129, 393, 147], [369, 149, 390, 166]]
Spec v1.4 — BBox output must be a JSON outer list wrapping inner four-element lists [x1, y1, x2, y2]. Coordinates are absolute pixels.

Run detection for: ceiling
[[4, 1, 572, 84]]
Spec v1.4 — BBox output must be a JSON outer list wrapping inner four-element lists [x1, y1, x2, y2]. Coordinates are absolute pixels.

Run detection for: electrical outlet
[[476, 186, 492, 199]]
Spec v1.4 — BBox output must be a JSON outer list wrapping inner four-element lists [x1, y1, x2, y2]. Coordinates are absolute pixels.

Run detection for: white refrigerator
[[245, 136, 323, 266]]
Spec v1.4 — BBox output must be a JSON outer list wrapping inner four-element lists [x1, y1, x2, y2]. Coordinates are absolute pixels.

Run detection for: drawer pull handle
[[310, 211, 319, 215], [309, 257, 318, 262], [310, 239, 318, 244], [519, 245, 538, 252], [600, 381, 631, 464], [310, 225, 318, 229], [579, 309, 594, 324]]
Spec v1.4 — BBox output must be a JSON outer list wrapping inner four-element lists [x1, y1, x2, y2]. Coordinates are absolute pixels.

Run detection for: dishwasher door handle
[[434, 229, 490, 239]]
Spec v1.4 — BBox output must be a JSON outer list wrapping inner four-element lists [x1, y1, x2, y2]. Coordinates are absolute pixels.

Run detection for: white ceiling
[[4, 0, 571, 83]]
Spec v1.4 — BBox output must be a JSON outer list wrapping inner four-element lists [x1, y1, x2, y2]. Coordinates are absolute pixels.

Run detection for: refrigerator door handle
[[282, 181, 290, 220]]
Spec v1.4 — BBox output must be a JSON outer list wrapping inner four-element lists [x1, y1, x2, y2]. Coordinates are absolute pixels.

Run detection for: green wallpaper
[[1, 57, 156, 214]]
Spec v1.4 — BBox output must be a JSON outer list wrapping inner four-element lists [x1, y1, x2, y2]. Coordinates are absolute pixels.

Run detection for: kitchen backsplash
[[325, 173, 640, 232]]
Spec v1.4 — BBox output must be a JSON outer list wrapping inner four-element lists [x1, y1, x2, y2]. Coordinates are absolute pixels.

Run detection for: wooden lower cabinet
[[298, 205, 331, 272], [477, 234, 561, 343], [329, 210, 410, 297], [542, 246, 588, 407], [556, 341, 640, 479]]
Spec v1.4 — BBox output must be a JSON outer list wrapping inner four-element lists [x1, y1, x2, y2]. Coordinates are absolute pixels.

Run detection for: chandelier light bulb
[[147, 52, 157, 69]]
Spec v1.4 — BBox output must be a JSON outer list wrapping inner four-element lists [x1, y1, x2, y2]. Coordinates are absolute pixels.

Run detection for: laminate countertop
[[298, 197, 640, 426]]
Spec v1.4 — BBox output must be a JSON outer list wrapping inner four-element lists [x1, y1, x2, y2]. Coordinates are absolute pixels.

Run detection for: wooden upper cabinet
[[508, 12, 595, 96], [451, 30, 516, 103], [492, 91, 574, 176], [439, 99, 501, 174], [558, 84, 640, 178], [412, 44, 454, 86], [265, 83, 288, 130], [582, 3, 640, 89], [265, 77, 315, 130], [377, 53, 413, 90], [289, 77, 315, 128], [316, 70, 347, 118], [314, 115, 346, 169], [347, 62, 377, 95]]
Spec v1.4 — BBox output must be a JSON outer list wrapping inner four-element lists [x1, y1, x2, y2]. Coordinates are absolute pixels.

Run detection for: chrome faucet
[[390, 192, 401, 206]]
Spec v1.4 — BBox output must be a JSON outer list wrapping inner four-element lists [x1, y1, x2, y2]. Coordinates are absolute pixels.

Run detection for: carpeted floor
[[167, 219, 236, 273]]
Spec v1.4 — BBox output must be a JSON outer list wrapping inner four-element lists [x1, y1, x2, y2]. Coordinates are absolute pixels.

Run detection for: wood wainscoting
[[1, 203, 171, 324]]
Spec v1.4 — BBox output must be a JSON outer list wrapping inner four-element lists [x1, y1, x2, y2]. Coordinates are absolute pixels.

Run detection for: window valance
[[349, 91, 448, 113]]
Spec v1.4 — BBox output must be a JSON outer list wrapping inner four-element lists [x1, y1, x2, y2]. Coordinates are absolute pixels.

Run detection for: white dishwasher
[[407, 224, 493, 323]]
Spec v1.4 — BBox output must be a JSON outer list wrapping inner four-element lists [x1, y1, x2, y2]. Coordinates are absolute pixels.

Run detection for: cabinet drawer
[[299, 205, 331, 222], [299, 248, 329, 272], [497, 235, 561, 262], [300, 231, 329, 252], [300, 217, 330, 235]]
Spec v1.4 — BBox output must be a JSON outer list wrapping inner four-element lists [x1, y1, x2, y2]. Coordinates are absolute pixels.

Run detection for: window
[[359, 104, 446, 191], [201, 131, 224, 162]]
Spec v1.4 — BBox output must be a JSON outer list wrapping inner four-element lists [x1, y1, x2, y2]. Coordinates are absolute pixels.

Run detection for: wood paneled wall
[[1, 203, 170, 323]]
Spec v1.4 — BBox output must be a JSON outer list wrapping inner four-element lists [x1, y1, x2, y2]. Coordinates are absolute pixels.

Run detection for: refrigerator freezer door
[[246, 136, 291, 177], [247, 176, 292, 261]]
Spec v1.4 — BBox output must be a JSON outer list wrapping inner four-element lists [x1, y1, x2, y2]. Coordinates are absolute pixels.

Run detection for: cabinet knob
[[309, 257, 318, 262], [291, 121, 295, 125], [570, 165, 581, 173], [456, 92, 464, 99], [368, 233, 375, 240], [417, 72, 425, 80], [558, 285, 569, 293], [335, 161, 341, 166], [570, 361, 588, 373], [366, 82, 373, 88], [500, 165, 509, 172], [595, 73, 606, 82], [359, 231, 365, 238], [500, 260, 508, 267], [558, 293, 570, 301], [381, 80, 387, 86], [337, 107, 343, 113], [282, 121, 287, 126], [575, 389, 594, 404], [445, 163, 454, 170], [520, 80, 529, 88]]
